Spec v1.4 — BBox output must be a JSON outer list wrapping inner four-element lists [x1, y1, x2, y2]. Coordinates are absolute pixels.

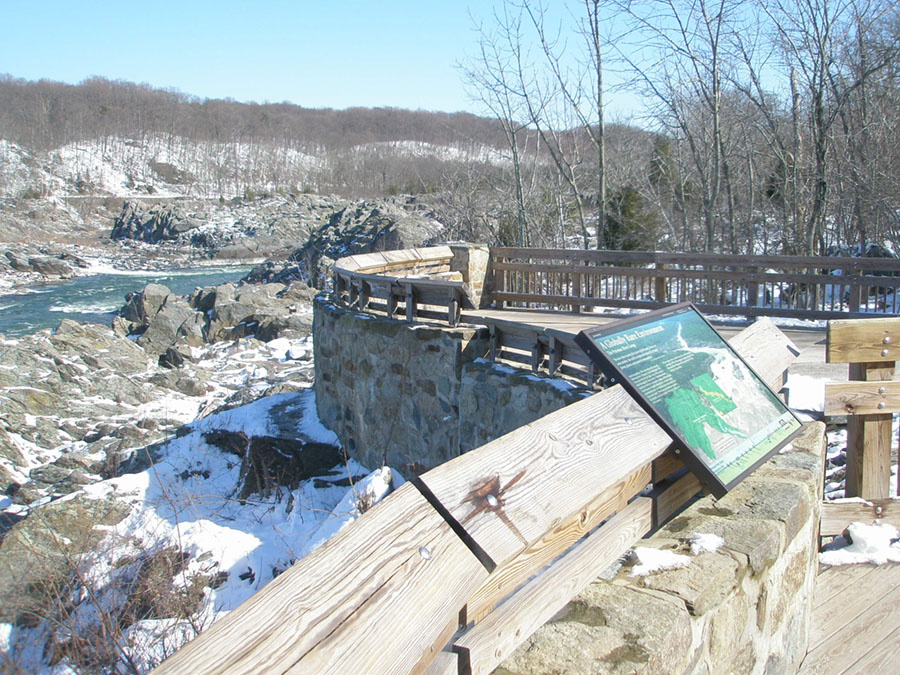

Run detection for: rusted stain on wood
[[461, 470, 529, 546]]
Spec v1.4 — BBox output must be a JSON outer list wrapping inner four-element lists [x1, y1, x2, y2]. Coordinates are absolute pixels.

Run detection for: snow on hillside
[[354, 139, 509, 165], [1, 135, 509, 205]]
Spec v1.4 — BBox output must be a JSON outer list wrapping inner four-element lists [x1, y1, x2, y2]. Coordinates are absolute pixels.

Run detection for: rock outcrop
[[273, 196, 443, 288], [116, 278, 316, 360]]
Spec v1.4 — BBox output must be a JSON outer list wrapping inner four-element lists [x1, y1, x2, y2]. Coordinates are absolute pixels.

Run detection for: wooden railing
[[821, 317, 900, 535], [153, 320, 799, 674], [491, 248, 900, 319], [331, 246, 474, 326]]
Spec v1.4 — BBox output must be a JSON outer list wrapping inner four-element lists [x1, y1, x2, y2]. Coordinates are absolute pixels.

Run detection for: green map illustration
[[593, 307, 801, 487]]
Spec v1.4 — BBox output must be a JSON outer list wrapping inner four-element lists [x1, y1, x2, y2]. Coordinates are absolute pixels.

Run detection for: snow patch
[[820, 522, 900, 566], [629, 547, 691, 576], [689, 533, 725, 555]]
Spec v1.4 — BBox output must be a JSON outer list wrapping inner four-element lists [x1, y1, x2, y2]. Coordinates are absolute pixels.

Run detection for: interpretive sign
[[575, 303, 802, 498]]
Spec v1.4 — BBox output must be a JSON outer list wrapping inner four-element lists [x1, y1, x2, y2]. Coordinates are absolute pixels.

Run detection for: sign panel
[[575, 303, 802, 497]]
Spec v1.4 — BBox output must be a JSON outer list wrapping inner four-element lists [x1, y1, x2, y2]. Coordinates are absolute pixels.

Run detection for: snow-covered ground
[[0, 333, 405, 672]]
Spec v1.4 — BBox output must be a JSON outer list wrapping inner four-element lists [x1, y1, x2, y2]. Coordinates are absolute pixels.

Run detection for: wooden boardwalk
[[800, 563, 900, 674]]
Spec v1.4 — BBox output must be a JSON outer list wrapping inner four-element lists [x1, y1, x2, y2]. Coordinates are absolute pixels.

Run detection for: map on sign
[[575, 303, 802, 497]]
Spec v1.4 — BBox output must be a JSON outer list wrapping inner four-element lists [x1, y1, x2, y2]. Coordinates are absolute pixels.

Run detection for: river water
[[0, 265, 254, 337]]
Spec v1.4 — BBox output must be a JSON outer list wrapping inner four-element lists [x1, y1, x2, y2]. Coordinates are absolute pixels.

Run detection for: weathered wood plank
[[808, 560, 883, 612], [827, 317, 900, 363], [154, 483, 487, 675], [462, 461, 652, 626], [801, 565, 900, 673], [844, 623, 900, 674], [415, 385, 670, 569], [727, 317, 800, 392], [819, 498, 900, 537], [824, 381, 900, 416], [652, 450, 684, 483], [453, 497, 654, 675], [845, 362, 895, 499], [422, 652, 458, 675]]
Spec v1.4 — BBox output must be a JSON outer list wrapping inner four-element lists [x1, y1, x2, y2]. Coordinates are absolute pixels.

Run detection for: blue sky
[[0, 0, 498, 113]]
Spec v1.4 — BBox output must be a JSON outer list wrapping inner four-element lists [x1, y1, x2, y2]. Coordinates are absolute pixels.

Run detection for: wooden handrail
[[489, 247, 900, 319], [153, 319, 799, 674], [331, 246, 475, 326]]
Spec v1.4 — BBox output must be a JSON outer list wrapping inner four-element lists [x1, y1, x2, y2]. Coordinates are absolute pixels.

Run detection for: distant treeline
[[0, 74, 507, 152]]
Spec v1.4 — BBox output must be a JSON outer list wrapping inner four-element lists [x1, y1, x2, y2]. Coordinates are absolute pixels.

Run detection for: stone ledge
[[499, 422, 826, 675]]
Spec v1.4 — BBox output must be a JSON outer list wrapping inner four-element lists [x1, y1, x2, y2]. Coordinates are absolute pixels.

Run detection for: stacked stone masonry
[[313, 297, 826, 674]]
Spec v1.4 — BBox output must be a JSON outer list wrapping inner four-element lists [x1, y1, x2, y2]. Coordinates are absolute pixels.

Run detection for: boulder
[[27, 256, 74, 278], [121, 283, 174, 327], [0, 495, 131, 624], [50, 320, 149, 376], [137, 297, 197, 356]]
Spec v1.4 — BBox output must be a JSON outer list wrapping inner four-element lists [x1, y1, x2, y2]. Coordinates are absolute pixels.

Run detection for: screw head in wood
[[418, 546, 432, 560], [486, 494, 499, 508], [878, 402, 886, 409], [882, 349, 890, 357], [879, 387, 886, 394], [884, 337, 891, 344], [875, 506, 884, 516]]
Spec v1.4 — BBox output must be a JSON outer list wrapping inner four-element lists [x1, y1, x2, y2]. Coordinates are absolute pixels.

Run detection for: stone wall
[[498, 421, 826, 675], [458, 361, 587, 451], [314, 297, 588, 469], [314, 297, 484, 470]]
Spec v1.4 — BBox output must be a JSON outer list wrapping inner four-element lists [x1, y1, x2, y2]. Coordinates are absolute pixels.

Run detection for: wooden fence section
[[155, 322, 797, 675], [332, 246, 474, 326], [490, 248, 900, 319], [821, 316, 900, 535]]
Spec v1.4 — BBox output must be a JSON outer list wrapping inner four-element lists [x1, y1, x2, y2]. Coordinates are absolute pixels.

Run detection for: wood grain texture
[[819, 498, 900, 537], [422, 652, 458, 675], [154, 483, 487, 675], [653, 470, 704, 526], [844, 623, 900, 674], [827, 317, 900, 363], [824, 381, 900, 415], [844, 362, 895, 500], [463, 461, 652, 626], [453, 498, 654, 675], [416, 385, 671, 568], [801, 564, 900, 673], [727, 317, 800, 392]]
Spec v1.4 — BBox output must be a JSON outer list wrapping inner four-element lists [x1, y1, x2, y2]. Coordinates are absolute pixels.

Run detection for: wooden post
[[845, 361, 894, 499], [747, 267, 759, 307], [848, 283, 862, 313], [530, 340, 542, 374], [448, 290, 459, 327], [572, 273, 582, 314], [654, 263, 667, 304], [387, 290, 398, 318], [405, 285, 416, 322], [548, 336, 560, 377], [826, 317, 900, 500], [489, 325, 499, 362], [358, 281, 370, 311]]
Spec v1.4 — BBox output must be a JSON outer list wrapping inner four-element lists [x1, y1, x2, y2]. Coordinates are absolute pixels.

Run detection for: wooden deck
[[800, 563, 900, 673]]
